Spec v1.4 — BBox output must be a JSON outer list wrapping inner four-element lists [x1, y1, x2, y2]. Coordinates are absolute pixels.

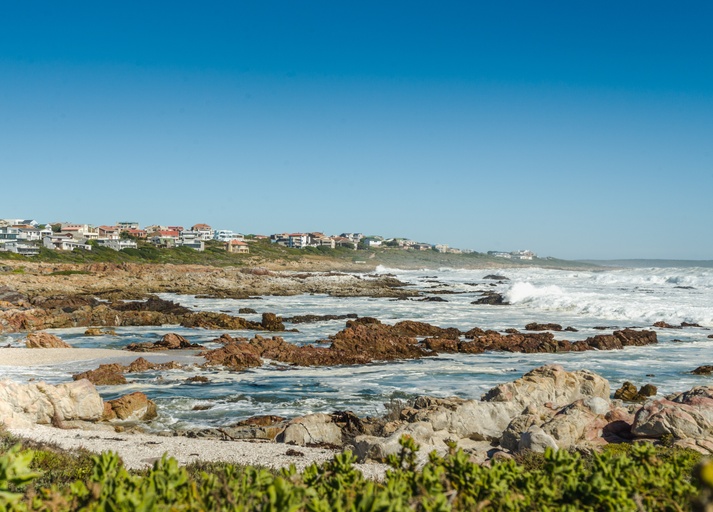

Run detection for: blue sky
[[1, 2, 711, 260]]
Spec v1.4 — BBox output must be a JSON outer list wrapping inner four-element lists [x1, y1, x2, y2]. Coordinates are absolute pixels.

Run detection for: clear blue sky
[[1, 1, 711, 260]]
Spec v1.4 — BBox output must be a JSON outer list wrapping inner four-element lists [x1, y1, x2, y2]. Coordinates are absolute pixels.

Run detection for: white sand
[[9, 425, 388, 479], [0, 348, 204, 367]]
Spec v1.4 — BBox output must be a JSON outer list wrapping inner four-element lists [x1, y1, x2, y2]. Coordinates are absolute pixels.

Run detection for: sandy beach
[[0, 347, 204, 367], [8, 424, 388, 478]]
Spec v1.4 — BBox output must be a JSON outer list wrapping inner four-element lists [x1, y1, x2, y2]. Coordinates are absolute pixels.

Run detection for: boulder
[[0, 379, 103, 428], [535, 398, 610, 450], [84, 328, 117, 336], [693, 366, 713, 375], [24, 332, 72, 348], [482, 365, 610, 409], [155, 333, 197, 350], [518, 426, 559, 453], [261, 313, 285, 331], [471, 292, 509, 305], [525, 323, 563, 331], [103, 392, 157, 421], [614, 382, 657, 402], [276, 413, 343, 446], [631, 387, 713, 439], [72, 364, 127, 385]]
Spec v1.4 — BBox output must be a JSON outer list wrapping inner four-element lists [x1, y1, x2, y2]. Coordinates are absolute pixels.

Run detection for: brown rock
[[525, 323, 563, 331], [261, 312, 285, 331], [25, 332, 72, 349], [613, 382, 656, 402], [155, 333, 197, 350], [104, 392, 157, 421], [73, 364, 127, 386], [653, 321, 681, 329], [693, 366, 713, 375]]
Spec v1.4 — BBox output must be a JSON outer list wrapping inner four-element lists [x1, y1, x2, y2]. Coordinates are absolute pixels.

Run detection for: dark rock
[[418, 296, 448, 302], [681, 322, 702, 327], [283, 313, 358, 324], [471, 292, 509, 305], [261, 313, 285, 331], [653, 321, 681, 329], [693, 366, 713, 375], [564, 326, 579, 332], [525, 323, 563, 331], [181, 312, 261, 330], [111, 295, 191, 315], [232, 415, 286, 427], [186, 376, 210, 383], [238, 308, 257, 314], [613, 382, 656, 402], [483, 275, 509, 281], [0, 287, 29, 305]]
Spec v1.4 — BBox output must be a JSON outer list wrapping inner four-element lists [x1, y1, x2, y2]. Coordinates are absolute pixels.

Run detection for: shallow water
[[2, 265, 711, 430]]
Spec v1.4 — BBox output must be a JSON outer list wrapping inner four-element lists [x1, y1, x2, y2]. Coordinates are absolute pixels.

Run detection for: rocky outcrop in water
[[72, 357, 183, 385], [126, 333, 204, 352], [24, 332, 72, 348], [103, 392, 157, 422]]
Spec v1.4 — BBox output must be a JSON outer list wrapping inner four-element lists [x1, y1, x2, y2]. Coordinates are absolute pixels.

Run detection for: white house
[[43, 235, 92, 251], [97, 239, 138, 251], [178, 231, 205, 251], [287, 233, 309, 249], [1, 241, 40, 256], [214, 230, 244, 242]]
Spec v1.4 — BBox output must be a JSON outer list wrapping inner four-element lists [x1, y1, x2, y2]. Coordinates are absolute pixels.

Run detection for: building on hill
[[117, 221, 139, 231], [191, 224, 214, 241], [225, 239, 250, 253], [214, 230, 244, 242], [43, 235, 92, 251], [126, 229, 147, 239], [98, 226, 121, 240], [97, 239, 138, 251]]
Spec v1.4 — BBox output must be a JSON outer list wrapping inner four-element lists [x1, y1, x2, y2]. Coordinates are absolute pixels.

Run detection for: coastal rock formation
[[613, 382, 657, 402], [525, 322, 563, 331], [73, 364, 127, 385], [72, 357, 183, 385], [103, 392, 158, 421], [24, 332, 72, 348], [261, 312, 285, 331], [471, 292, 509, 305], [276, 414, 343, 447], [693, 366, 713, 375], [0, 379, 104, 428], [631, 386, 713, 440], [126, 333, 203, 352]]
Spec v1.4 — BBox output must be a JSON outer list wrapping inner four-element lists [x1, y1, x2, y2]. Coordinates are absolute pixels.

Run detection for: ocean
[[2, 265, 712, 432]]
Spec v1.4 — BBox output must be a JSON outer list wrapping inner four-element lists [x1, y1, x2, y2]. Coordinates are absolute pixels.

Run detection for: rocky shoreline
[[4, 364, 713, 474]]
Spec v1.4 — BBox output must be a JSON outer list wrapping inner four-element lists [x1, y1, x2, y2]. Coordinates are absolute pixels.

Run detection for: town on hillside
[[0, 218, 537, 260]]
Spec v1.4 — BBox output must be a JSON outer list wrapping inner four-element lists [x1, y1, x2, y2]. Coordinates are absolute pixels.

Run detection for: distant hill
[[579, 259, 713, 268]]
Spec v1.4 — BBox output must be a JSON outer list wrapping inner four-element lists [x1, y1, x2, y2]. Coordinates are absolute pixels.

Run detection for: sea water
[[2, 265, 712, 431]]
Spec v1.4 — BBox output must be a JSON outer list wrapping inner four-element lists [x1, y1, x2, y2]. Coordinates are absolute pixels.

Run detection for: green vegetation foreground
[[2, 434, 712, 511]]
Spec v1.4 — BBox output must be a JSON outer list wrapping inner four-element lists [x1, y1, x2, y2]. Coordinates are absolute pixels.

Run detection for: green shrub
[[0, 434, 708, 511]]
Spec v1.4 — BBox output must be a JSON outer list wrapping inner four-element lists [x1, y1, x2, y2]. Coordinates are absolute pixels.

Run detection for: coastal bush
[[0, 432, 709, 511]]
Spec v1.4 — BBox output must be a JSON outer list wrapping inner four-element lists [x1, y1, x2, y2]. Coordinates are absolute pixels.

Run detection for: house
[[340, 233, 364, 244], [178, 231, 205, 251], [332, 237, 357, 250], [308, 233, 336, 249], [488, 251, 512, 259], [434, 244, 449, 253], [270, 233, 290, 246], [43, 235, 91, 251], [149, 230, 180, 248], [412, 243, 432, 251], [362, 236, 384, 248], [60, 224, 98, 240], [511, 250, 536, 260], [287, 233, 309, 249], [97, 239, 138, 251], [0, 227, 20, 242], [126, 229, 147, 239], [191, 224, 214, 241], [225, 240, 250, 253], [214, 230, 244, 242], [144, 225, 168, 234], [98, 226, 121, 240], [1, 241, 40, 256], [117, 221, 139, 231]]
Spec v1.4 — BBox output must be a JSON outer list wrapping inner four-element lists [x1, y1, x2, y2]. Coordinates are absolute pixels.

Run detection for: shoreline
[[0, 347, 204, 367], [7, 424, 389, 478]]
